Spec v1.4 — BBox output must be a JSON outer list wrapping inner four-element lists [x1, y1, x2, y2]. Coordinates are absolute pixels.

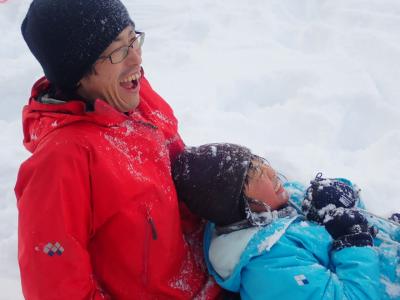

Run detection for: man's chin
[[128, 95, 140, 110], [122, 97, 140, 112]]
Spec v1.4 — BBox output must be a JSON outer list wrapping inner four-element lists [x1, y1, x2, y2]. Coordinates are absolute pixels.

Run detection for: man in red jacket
[[15, 0, 221, 299]]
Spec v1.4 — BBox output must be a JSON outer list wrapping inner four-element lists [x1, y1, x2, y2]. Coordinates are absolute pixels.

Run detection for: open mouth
[[120, 71, 141, 90]]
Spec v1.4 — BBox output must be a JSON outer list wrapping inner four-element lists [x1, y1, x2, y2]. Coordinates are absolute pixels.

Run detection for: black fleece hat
[[21, 0, 134, 91], [172, 143, 253, 226]]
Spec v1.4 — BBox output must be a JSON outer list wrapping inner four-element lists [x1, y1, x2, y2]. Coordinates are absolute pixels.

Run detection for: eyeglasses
[[99, 31, 145, 64]]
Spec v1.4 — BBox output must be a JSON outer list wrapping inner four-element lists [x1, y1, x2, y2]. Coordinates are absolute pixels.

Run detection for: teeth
[[120, 71, 141, 83]]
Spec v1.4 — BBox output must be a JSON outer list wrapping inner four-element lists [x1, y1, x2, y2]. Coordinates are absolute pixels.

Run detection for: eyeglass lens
[[110, 33, 144, 64]]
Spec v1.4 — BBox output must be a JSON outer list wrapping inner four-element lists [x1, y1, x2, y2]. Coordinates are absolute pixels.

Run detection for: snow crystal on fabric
[[150, 110, 173, 125], [170, 278, 191, 293], [210, 145, 217, 157], [321, 204, 338, 222], [258, 221, 293, 253], [169, 248, 194, 293], [165, 135, 181, 147], [121, 120, 135, 136], [104, 134, 130, 156], [381, 276, 400, 298], [193, 276, 216, 300], [103, 134, 145, 179], [300, 221, 309, 227]]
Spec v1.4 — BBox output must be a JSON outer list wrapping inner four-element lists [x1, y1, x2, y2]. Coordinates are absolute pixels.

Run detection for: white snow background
[[1, 0, 400, 298]]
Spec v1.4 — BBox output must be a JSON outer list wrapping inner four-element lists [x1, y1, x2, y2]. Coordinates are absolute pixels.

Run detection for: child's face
[[244, 159, 289, 212]]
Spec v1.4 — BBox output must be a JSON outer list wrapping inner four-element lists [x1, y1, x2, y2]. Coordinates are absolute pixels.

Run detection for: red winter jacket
[[15, 76, 221, 300]]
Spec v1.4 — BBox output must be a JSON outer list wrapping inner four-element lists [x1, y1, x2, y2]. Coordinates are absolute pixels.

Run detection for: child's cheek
[[247, 176, 280, 207]]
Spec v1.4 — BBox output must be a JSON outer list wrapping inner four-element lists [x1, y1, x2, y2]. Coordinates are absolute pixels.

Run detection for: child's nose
[[265, 165, 278, 185]]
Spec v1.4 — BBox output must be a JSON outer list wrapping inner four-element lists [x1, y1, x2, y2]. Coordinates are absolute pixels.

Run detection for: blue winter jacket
[[204, 181, 400, 300]]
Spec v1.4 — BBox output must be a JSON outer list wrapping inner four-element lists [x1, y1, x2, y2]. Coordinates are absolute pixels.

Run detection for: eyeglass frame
[[98, 31, 145, 64]]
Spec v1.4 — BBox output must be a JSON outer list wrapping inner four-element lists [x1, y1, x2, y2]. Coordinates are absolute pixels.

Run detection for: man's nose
[[126, 47, 142, 65]]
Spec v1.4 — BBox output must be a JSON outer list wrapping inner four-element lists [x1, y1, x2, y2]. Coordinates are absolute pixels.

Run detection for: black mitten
[[332, 233, 374, 251], [303, 173, 359, 223], [389, 213, 400, 224], [323, 208, 375, 250]]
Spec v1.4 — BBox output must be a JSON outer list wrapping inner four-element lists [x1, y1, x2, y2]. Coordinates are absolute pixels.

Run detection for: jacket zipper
[[134, 119, 158, 130], [143, 209, 158, 286]]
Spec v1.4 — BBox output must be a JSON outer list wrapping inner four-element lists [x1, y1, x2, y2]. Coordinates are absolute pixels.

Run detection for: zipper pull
[[148, 217, 158, 240], [146, 209, 158, 240]]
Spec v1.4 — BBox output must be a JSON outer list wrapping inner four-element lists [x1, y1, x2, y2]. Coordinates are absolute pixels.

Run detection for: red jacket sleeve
[[15, 140, 109, 300]]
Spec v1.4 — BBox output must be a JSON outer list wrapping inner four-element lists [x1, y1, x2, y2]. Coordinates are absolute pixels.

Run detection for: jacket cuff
[[332, 232, 373, 251]]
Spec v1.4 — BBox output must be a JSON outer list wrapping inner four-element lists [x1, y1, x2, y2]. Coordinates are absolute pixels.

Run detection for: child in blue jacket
[[173, 143, 400, 300]]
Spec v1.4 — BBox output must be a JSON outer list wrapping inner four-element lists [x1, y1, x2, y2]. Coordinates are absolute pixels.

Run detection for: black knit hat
[[172, 143, 253, 226], [21, 0, 134, 91]]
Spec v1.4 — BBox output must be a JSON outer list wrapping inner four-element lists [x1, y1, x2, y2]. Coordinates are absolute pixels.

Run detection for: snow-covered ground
[[1, 0, 400, 298]]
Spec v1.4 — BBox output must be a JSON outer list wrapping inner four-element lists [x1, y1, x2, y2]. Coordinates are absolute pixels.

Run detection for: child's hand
[[302, 173, 359, 223], [323, 208, 375, 250], [324, 208, 370, 239]]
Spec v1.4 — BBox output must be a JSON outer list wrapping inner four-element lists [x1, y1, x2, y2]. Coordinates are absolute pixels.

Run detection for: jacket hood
[[22, 77, 138, 153], [204, 217, 298, 292]]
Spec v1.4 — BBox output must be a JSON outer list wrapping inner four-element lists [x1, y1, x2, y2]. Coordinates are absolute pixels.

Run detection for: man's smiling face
[[77, 26, 143, 112]]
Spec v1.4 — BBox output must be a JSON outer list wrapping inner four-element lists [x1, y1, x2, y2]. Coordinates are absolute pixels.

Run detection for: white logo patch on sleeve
[[294, 274, 309, 286]]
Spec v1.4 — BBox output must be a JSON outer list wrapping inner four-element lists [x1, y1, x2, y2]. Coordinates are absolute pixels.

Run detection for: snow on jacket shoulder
[[15, 76, 221, 300], [203, 181, 400, 300]]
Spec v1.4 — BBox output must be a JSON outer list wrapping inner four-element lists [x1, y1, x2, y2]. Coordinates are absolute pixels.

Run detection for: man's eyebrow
[[113, 29, 135, 42]]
